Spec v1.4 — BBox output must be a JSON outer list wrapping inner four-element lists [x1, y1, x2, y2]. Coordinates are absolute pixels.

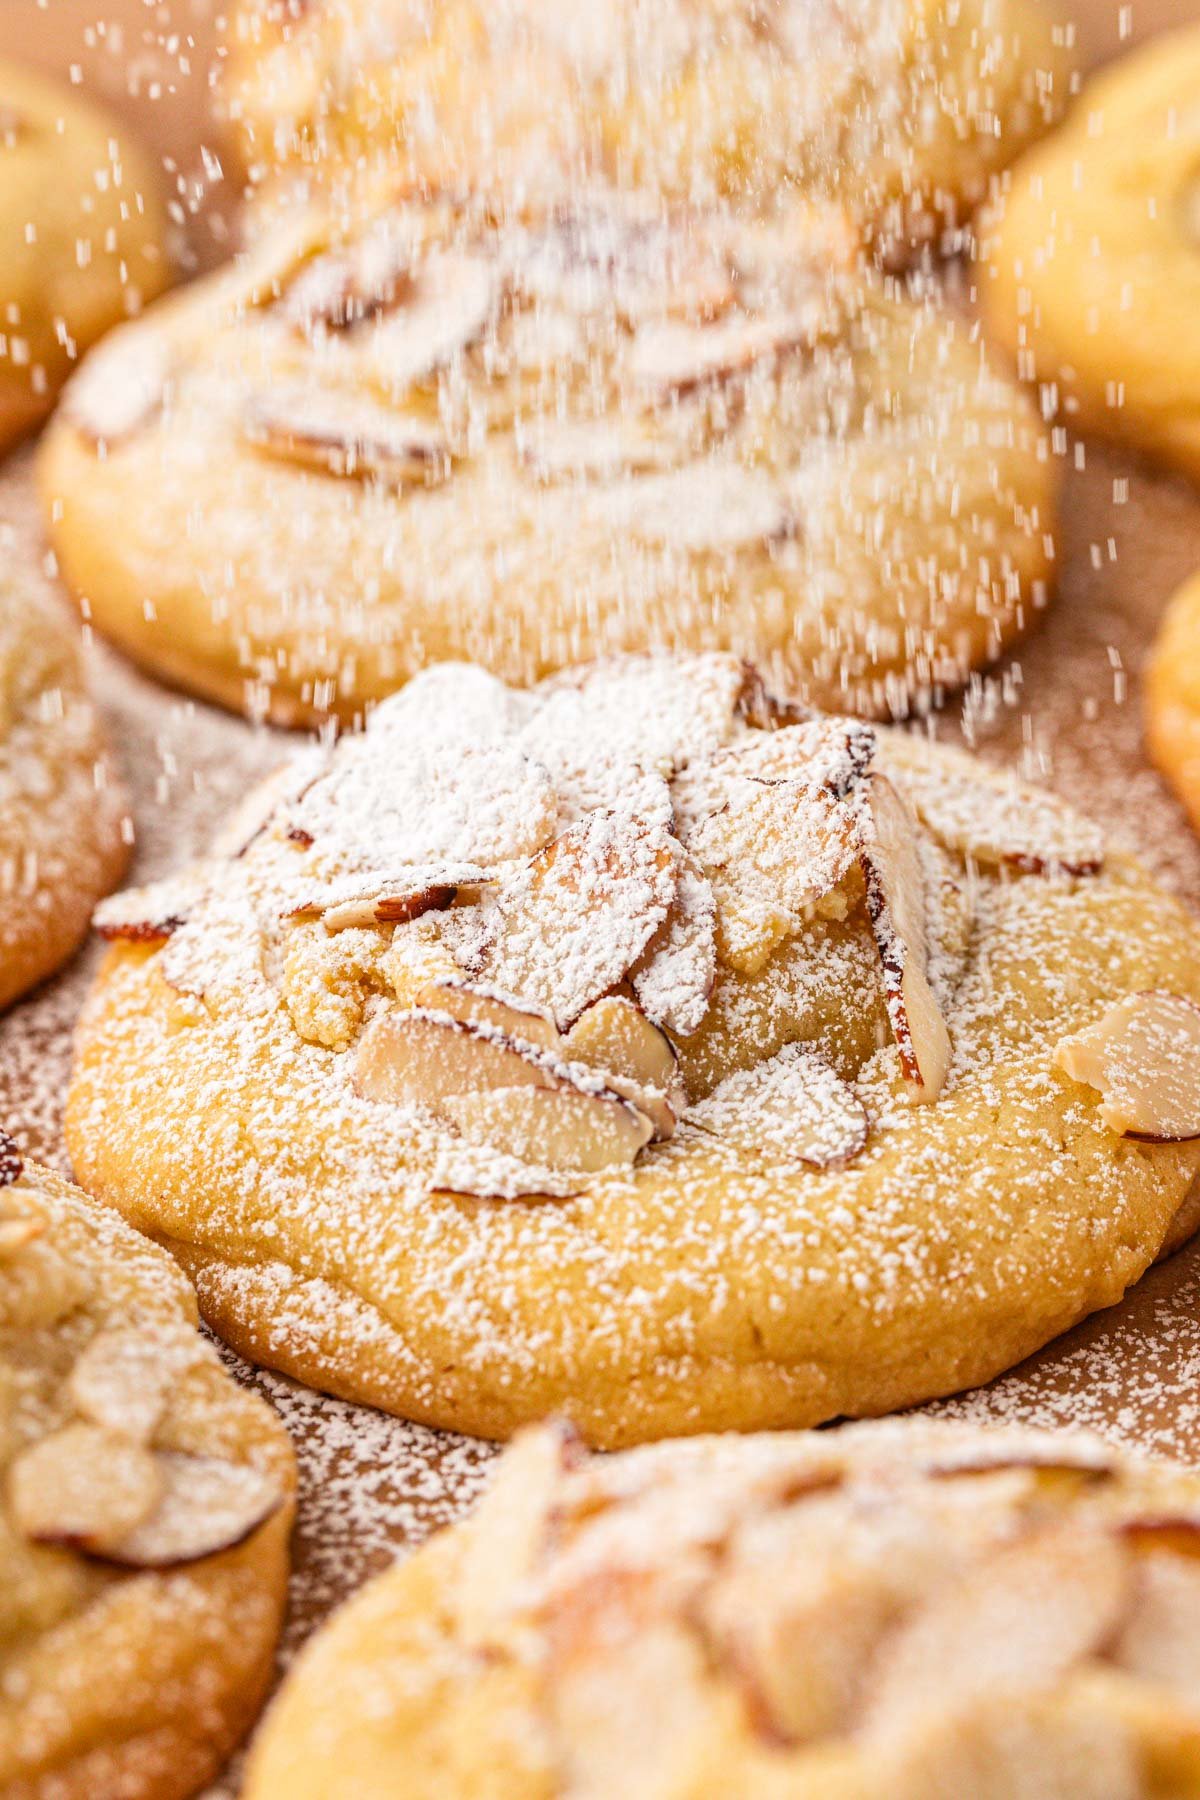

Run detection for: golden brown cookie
[[0, 574, 129, 1012], [979, 24, 1200, 483], [224, 0, 1072, 257], [244, 1417, 1200, 1799], [64, 654, 1200, 1448], [0, 1134, 295, 1799], [1144, 569, 1200, 836], [39, 189, 1056, 726], [0, 58, 170, 454]]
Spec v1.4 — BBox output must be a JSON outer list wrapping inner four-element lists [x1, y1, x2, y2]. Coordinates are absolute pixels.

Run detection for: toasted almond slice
[[279, 216, 419, 333], [672, 718, 875, 838], [631, 849, 717, 1039], [353, 1006, 563, 1112], [878, 738, 1105, 877], [520, 415, 687, 484], [859, 773, 951, 1102], [457, 1421, 582, 1648], [63, 324, 172, 447], [413, 977, 560, 1053], [686, 1043, 869, 1171], [564, 996, 682, 1141], [361, 249, 500, 391], [287, 865, 490, 932], [93, 869, 209, 943], [243, 385, 451, 488], [68, 1325, 205, 1445], [9, 1423, 164, 1555], [584, 464, 793, 554], [101, 1451, 282, 1569], [1053, 992, 1200, 1141], [924, 1439, 1118, 1482], [158, 892, 270, 1009], [0, 1129, 22, 1188], [210, 748, 329, 859], [861, 1523, 1131, 1741], [734, 665, 814, 732], [443, 1085, 653, 1174], [513, 212, 736, 326], [627, 310, 817, 398], [463, 809, 678, 1032]]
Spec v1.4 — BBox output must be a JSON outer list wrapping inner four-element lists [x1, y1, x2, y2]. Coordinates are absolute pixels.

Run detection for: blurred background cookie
[[244, 1417, 1200, 1798], [0, 1137, 295, 1799], [38, 190, 1055, 725], [0, 574, 129, 1012], [0, 58, 170, 454]]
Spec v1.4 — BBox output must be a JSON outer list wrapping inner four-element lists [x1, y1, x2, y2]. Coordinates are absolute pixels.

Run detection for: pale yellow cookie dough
[[39, 189, 1056, 726], [224, 0, 1072, 256], [64, 655, 1200, 1448], [0, 573, 129, 1012], [0, 58, 170, 454], [0, 1135, 295, 1800], [245, 1417, 1200, 1800], [979, 24, 1200, 483]]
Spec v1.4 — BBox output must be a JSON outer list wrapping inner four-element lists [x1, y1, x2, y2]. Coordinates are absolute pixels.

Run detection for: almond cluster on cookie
[[93, 654, 1200, 1202]]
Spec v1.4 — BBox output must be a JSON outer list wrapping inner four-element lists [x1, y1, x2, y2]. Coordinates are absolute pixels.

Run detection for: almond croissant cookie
[[979, 25, 1200, 484], [38, 190, 1055, 727], [0, 1133, 295, 1798], [0, 59, 170, 454], [224, 0, 1071, 256], [0, 575, 129, 1012], [245, 1418, 1200, 1800], [66, 655, 1200, 1447]]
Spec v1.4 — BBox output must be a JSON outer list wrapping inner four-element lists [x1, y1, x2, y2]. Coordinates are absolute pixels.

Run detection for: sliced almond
[[354, 1007, 561, 1112], [279, 216, 419, 334], [456, 1421, 583, 1650], [858, 774, 951, 1102], [513, 212, 736, 327], [101, 1451, 282, 1569], [627, 311, 816, 399], [0, 1129, 22, 1188], [443, 1085, 653, 1174], [734, 665, 813, 732], [861, 1523, 1131, 1742], [8, 1423, 163, 1555], [62, 324, 172, 447], [210, 750, 328, 859], [878, 738, 1105, 877], [243, 385, 451, 488], [93, 870, 209, 944], [360, 249, 500, 392], [563, 996, 683, 1140], [584, 464, 793, 554], [631, 848, 717, 1039], [68, 1325, 205, 1445], [686, 1043, 869, 1171], [520, 415, 686, 484], [462, 809, 678, 1032], [287, 865, 490, 932], [412, 977, 560, 1054], [1053, 991, 1200, 1141]]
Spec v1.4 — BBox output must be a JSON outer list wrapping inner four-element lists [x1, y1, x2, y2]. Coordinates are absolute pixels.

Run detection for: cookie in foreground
[[979, 23, 1200, 484], [0, 58, 170, 453], [65, 654, 1200, 1446], [39, 187, 1055, 725], [0, 1134, 295, 1799], [244, 1416, 1200, 1799], [223, 0, 1071, 257], [0, 575, 129, 1011]]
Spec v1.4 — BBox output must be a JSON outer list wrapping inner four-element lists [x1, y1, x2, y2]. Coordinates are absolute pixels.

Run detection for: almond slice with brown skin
[[101, 1452, 282, 1569], [93, 869, 210, 943], [69, 1325, 207, 1445], [279, 215, 420, 334], [443, 1085, 653, 1174], [361, 249, 500, 391], [1053, 992, 1200, 1141], [584, 464, 793, 554], [412, 978, 560, 1054], [63, 324, 172, 447], [686, 1043, 868, 1171], [627, 310, 818, 399], [287, 865, 491, 932], [354, 1007, 564, 1112], [243, 385, 451, 488], [9, 1422, 164, 1555], [461, 809, 679, 1032], [563, 996, 683, 1140], [631, 849, 717, 1040], [859, 773, 951, 1102], [878, 738, 1105, 877]]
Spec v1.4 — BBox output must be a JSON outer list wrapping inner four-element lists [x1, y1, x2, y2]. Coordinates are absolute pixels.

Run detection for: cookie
[[979, 24, 1200, 482], [64, 654, 1200, 1448], [0, 58, 170, 455], [1144, 570, 1200, 836], [224, 0, 1071, 256], [0, 1133, 295, 1799], [244, 1417, 1200, 1799], [0, 575, 130, 1011], [39, 190, 1055, 726]]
